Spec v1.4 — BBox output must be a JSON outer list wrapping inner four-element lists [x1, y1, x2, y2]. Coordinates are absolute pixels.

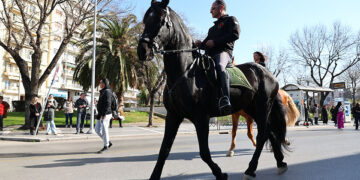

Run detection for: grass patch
[[3, 111, 165, 127]]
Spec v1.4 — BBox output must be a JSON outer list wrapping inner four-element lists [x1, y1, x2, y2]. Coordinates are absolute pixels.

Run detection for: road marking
[[136, 127, 163, 134]]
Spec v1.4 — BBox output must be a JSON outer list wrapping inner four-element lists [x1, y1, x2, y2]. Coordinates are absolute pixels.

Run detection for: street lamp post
[[87, 0, 97, 134]]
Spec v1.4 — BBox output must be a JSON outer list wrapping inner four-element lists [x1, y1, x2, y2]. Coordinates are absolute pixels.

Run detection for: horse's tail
[[285, 93, 300, 127], [269, 95, 289, 151]]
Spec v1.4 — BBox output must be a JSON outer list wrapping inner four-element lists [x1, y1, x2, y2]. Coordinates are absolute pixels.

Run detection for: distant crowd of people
[[303, 102, 360, 130], [1, 78, 124, 153]]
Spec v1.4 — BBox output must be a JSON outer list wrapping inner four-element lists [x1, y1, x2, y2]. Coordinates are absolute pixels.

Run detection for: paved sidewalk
[[0, 119, 355, 142]]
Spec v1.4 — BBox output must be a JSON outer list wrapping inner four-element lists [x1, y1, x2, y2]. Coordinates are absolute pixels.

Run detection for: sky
[[125, 0, 360, 65]]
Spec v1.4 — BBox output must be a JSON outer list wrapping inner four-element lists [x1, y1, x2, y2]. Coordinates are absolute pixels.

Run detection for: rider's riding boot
[[218, 70, 231, 115]]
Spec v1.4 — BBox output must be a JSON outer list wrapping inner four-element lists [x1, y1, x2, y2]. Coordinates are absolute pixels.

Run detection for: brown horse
[[227, 89, 299, 157]]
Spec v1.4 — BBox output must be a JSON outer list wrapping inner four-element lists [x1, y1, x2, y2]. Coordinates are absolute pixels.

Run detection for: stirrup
[[219, 96, 231, 114]]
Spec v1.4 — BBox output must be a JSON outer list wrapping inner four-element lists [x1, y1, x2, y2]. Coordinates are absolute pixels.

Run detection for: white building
[[0, 2, 88, 109]]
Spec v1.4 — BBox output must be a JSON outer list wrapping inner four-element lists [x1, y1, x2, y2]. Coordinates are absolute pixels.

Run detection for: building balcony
[[60, 83, 83, 91], [2, 89, 19, 95], [3, 71, 20, 81]]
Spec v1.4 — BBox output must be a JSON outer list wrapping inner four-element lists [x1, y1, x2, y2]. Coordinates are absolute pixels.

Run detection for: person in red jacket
[[0, 96, 10, 131]]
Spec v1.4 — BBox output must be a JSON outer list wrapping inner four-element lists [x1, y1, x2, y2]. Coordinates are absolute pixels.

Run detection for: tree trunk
[[148, 93, 155, 127], [352, 87, 356, 107], [22, 84, 39, 129]]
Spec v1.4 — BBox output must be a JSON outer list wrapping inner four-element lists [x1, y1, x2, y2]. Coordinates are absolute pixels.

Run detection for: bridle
[[139, 7, 199, 55]]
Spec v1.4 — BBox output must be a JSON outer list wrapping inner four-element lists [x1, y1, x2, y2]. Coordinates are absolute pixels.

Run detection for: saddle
[[197, 54, 253, 91]]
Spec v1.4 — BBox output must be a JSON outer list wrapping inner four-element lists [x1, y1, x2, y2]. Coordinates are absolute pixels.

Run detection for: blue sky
[[129, 0, 360, 64]]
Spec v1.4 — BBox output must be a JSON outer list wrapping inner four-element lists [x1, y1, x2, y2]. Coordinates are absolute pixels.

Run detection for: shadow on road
[[25, 149, 253, 168], [0, 152, 95, 158], [161, 153, 360, 180]]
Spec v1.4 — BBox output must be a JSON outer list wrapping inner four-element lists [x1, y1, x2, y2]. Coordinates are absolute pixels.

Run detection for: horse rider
[[195, 0, 240, 114]]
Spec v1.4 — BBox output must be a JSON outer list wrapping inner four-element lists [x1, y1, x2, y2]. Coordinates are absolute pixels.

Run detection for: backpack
[[111, 91, 119, 119]]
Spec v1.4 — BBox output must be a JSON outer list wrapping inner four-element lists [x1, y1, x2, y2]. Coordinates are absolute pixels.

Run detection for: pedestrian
[[194, 0, 240, 115], [0, 96, 10, 131], [75, 93, 88, 134], [330, 105, 337, 126], [321, 105, 328, 125], [29, 96, 42, 135], [95, 78, 113, 153], [352, 103, 360, 130], [336, 102, 344, 129], [44, 94, 57, 135], [304, 103, 313, 126], [64, 97, 74, 128], [313, 104, 320, 125]]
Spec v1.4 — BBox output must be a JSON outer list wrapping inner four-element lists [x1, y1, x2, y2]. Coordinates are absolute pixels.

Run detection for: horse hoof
[[216, 173, 228, 180], [226, 151, 234, 157], [278, 165, 288, 175], [242, 174, 256, 180], [285, 139, 291, 146]]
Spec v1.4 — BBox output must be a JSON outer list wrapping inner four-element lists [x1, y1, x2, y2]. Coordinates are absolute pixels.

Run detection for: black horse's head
[[137, 0, 172, 61]]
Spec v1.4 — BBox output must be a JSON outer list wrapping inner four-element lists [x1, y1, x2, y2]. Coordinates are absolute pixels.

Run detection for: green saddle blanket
[[226, 67, 254, 91]]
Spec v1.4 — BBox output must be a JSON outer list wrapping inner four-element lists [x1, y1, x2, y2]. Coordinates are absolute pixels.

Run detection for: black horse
[[137, 0, 288, 179]]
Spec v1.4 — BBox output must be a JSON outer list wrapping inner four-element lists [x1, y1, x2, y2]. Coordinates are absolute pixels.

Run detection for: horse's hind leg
[[195, 116, 227, 180], [227, 113, 240, 157], [246, 116, 256, 147], [150, 113, 182, 180], [269, 134, 288, 174]]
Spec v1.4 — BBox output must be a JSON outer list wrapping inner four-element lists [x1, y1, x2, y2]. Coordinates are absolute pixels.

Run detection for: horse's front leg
[[150, 112, 183, 180], [195, 115, 227, 180], [227, 112, 240, 157]]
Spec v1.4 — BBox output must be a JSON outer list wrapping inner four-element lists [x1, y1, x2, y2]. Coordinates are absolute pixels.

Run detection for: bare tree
[[256, 46, 292, 85], [340, 63, 360, 106], [289, 22, 360, 106], [0, 0, 110, 128]]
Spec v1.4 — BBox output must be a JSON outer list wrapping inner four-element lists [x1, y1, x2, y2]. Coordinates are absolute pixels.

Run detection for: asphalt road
[[1, 127, 360, 180]]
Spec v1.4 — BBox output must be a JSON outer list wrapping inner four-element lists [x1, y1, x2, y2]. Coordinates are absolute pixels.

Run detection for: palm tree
[[74, 14, 141, 107]]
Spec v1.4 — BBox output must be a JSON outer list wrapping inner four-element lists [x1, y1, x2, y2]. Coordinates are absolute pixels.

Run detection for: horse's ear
[[151, 0, 157, 5], [160, 0, 169, 8]]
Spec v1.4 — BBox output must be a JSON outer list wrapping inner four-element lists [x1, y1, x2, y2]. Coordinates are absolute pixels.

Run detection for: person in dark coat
[[29, 96, 42, 135], [44, 94, 57, 135], [304, 103, 313, 126], [195, 0, 240, 115], [321, 105, 328, 125], [75, 93, 88, 134], [95, 78, 114, 153], [353, 103, 360, 130], [330, 105, 337, 126]]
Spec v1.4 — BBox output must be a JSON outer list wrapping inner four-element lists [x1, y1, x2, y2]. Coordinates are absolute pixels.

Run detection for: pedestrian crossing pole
[[34, 65, 60, 136]]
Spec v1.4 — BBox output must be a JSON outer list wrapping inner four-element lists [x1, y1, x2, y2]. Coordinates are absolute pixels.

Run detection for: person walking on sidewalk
[[0, 96, 10, 131], [44, 94, 58, 135], [64, 97, 74, 128], [95, 78, 113, 153], [29, 96, 42, 135], [353, 103, 360, 130], [75, 93, 88, 134]]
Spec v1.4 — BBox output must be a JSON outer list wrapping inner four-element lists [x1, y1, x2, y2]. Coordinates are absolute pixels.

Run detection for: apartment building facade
[[0, 1, 89, 109]]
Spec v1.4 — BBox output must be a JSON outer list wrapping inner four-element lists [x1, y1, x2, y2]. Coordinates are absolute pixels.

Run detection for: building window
[[54, 22, 62, 31], [54, 35, 61, 41], [56, 9, 63, 16], [4, 80, 11, 89]]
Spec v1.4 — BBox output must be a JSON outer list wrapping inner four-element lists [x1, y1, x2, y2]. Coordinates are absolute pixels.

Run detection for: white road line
[[136, 127, 163, 134]]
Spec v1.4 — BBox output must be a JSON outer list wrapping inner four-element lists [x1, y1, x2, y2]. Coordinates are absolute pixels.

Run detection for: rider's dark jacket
[[201, 15, 240, 57]]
